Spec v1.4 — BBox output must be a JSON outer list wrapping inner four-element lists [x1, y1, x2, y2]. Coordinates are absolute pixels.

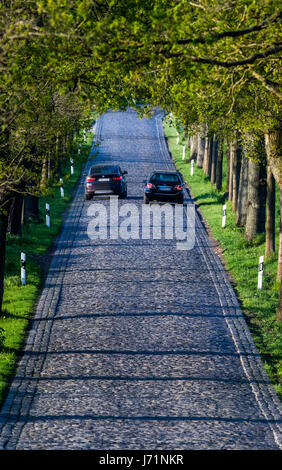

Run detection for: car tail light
[[174, 185, 182, 191], [86, 176, 96, 181], [112, 176, 122, 181], [147, 183, 156, 189]]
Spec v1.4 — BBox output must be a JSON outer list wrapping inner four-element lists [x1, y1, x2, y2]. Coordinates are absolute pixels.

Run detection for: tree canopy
[[0, 0, 281, 316]]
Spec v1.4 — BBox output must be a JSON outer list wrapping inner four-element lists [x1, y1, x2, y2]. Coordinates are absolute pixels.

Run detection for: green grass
[[163, 117, 282, 400], [0, 129, 94, 406]]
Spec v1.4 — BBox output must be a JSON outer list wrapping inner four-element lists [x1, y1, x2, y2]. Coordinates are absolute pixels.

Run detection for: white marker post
[[176, 133, 179, 145], [222, 204, 226, 227], [21, 252, 26, 286], [60, 178, 64, 198], [83, 129, 86, 141], [258, 255, 264, 290], [182, 145, 186, 160], [70, 158, 74, 175], [46, 203, 50, 228], [191, 159, 194, 176]]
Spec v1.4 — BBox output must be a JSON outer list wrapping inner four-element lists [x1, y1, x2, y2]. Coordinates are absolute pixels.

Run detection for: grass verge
[[0, 129, 94, 407], [163, 117, 282, 400]]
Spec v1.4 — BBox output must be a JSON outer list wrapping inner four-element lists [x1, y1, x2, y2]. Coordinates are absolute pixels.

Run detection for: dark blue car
[[144, 170, 184, 204]]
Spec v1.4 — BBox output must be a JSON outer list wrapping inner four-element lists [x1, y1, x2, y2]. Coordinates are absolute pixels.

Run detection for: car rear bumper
[[85, 182, 124, 195], [145, 189, 184, 201]]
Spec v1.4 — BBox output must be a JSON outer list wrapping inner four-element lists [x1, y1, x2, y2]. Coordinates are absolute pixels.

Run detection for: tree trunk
[[228, 143, 233, 201], [210, 135, 218, 185], [245, 159, 267, 240], [203, 137, 210, 176], [7, 192, 24, 236], [47, 157, 51, 179], [56, 134, 63, 176], [258, 161, 267, 234], [278, 189, 282, 283], [265, 130, 282, 189], [190, 134, 198, 162], [265, 166, 276, 256], [41, 157, 48, 188], [208, 136, 213, 178], [245, 159, 260, 241], [232, 143, 242, 213], [225, 143, 230, 195], [0, 198, 10, 315], [196, 132, 205, 168], [277, 280, 282, 322], [264, 129, 282, 287], [216, 140, 223, 192], [236, 153, 248, 227], [276, 191, 282, 322], [23, 195, 40, 223]]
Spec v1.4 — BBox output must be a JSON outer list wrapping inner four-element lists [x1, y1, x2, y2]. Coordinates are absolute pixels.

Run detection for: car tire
[[119, 190, 127, 199], [144, 194, 150, 204], [85, 194, 92, 200], [176, 197, 183, 204]]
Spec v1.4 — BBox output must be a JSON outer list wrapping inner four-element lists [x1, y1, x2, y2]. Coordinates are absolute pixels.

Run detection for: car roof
[[89, 164, 120, 173], [90, 164, 119, 169], [152, 170, 179, 173], [150, 170, 180, 176]]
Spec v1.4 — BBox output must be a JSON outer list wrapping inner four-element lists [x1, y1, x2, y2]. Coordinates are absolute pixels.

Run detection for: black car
[[144, 170, 184, 204], [85, 164, 127, 200]]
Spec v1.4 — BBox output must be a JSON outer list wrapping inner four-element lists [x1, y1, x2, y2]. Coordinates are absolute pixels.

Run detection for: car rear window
[[90, 166, 119, 175], [150, 173, 180, 183]]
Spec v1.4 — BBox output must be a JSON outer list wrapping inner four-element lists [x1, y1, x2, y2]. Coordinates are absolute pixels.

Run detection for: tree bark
[[23, 195, 40, 223], [265, 165, 276, 256], [236, 153, 248, 227], [47, 157, 51, 180], [264, 129, 282, 286], [278, 189, 282, 283], [196, 132, 205, 168], [225, 143, 230, 195], [0, 198, 10, 315], [208, 136, 213, 178], [245, 159, 260, 241], [276, 190, 282, 321], [40, 157, 48, 188], [216, 140, 223, 192], [245, 159, 267, 240], [277, 280, 282, 322], [265, 130, 282, 189], [232, 143, 242, 213], [203, 137, 210, 176], [228, 142, 233, 201], [7, 192, 24, 236], [258, 161, 267, 234], [210, 135, 218, 185], [190, 134, 198, 162]]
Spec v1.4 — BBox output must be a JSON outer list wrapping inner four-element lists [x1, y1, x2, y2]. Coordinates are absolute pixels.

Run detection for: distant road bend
[[0, 108, 281, 450]]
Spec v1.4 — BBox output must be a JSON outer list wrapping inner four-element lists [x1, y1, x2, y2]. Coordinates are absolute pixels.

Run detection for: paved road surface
[[0, 109, 281, 449]]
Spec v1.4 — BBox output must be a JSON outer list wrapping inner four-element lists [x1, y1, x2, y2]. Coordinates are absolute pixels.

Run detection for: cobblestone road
[[0, 109, 281, 449]]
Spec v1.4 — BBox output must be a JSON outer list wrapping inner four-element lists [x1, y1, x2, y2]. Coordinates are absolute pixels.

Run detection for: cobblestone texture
[[0, 108, 281, 449]]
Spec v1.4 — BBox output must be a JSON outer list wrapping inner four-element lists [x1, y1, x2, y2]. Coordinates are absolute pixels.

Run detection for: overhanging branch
[[153, 11, 281, 47], [165, 44, 282, 68]]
